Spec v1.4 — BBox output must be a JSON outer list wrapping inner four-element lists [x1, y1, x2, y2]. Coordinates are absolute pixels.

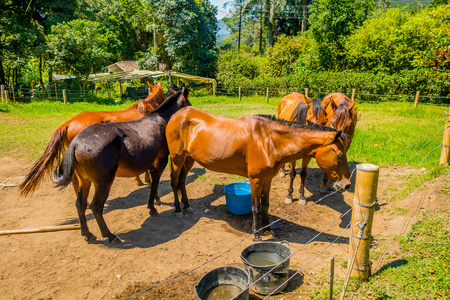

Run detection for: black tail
[[289, 102, 308, 124], [53, 143, 76, 189]]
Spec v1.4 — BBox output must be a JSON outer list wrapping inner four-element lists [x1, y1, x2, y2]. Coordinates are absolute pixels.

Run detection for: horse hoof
[[135, 179, 144, 186], [150, 209, 159, 216], [319, 187, 328, 194], [109, 235, 122, 244], [285, 197, 293, 205], [85, 234, 97, 242], [264, 230, 277, 238], [175, 211, 184, 219], [253, 234, 262, 241], [298, 199, 307, 206], [155, 198, 161, 206], [184, 207, 194, 215]]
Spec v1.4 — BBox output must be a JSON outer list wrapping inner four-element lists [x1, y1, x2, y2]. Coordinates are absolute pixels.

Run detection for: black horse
[[54, 89, 191, 243]]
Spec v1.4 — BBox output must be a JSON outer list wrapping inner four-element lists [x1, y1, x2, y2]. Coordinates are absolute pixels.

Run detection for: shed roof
[[107, 61, 139, 72]]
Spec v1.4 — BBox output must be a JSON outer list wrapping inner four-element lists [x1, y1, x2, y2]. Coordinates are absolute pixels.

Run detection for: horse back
[[277, 92, 309, 123]]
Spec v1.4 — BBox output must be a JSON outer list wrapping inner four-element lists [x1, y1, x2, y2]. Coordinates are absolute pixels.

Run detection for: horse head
[[314, 130, 351, 192]]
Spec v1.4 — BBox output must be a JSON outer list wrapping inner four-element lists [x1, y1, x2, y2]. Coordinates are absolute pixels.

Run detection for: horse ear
[[333, 130, 342, 144], [168, 87, 176, 94], [304, 95, 313, 107], [183, 88, 189, 99], [330, 98, 337, 110], [322, 96, 331, 110], [348, 101, 356, 112]]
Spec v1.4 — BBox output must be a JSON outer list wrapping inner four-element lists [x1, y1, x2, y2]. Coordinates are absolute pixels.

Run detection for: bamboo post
[[351, 89, 356, 102], [329, 257, 335, 300], [0, 224, 80, 236], [31, 82, 34, 99], [349, 163, 378, 280], [62, 89, 67, 105], [305, 88, 308, 98], [4, 90, 9, 102], [119, 81, 123, 98], [213, 85, 216, 97], [439, 107, 450, 165], [1, 85, 4, 102], [54, 83, 58, 101], [266, 87, 269, 103], [238, 86, 241, 101], [12, 83, 15, 102], [414, 91, 420, 108]]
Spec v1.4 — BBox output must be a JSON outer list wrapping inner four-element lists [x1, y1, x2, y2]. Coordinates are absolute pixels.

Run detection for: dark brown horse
[[53, 90, 191, 243], [320, 92, 357, 191], [166, 107, 351, 241], [277, 93, 329, 204], [20, 82, 167, 199]]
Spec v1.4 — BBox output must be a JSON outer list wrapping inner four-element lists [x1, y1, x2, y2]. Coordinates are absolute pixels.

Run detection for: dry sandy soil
[[0, 156, 448, 300]]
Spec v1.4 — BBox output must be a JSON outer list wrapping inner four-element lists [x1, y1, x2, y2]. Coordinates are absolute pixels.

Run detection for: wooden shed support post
[[213, 84, 216, 97], [1, 85, 4, 102], [266, 87, 269, 103], [63, 89, 67, 105], [439, 107, 450, 165], [305, 88, 308, 98], [351, 89, 356, 102], [238, 86, 241, 101], [414, 91, 420, 108], [341, 163, 379, 300]]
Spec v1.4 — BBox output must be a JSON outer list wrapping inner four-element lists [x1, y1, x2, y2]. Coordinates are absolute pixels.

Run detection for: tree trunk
[[238, 7, 242, 53], [259, 1, 263, 55], [0, 59, 5, 86], [39, 55, 44, 87]]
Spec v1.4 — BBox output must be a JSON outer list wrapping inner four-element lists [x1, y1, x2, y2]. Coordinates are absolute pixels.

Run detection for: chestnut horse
[[277, 93, 328, 204], [320, 92, 357, 191], [20, 82, 167, 200], [166, 107, 351, 241], [53, 90, 191, 243]]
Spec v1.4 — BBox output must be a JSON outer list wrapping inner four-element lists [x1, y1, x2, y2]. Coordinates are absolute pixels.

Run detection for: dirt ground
[[0, 156, 448, 300]]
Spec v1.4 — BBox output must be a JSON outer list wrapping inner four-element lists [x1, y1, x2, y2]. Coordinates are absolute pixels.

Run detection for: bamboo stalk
[[305, 88, 308, 98], [238, 86, 241, 101], [439, 107, 450, 165], [414, 91, 420, 108], [0, 224, 80, 236]]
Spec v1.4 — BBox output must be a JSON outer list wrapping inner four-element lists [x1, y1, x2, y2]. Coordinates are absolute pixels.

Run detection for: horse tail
[[289, 102, 308, 124], [53, 142, 76, 189], [19, 125, 68, 196]]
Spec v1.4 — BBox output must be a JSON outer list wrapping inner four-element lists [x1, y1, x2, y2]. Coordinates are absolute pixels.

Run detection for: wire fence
[[1, 83, 450, 107], [122, 115, 448, 299]]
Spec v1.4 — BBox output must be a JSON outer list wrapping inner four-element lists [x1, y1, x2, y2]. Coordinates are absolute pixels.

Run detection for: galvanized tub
[[194, 266, 250, 300], [240, 241, 290, 295]]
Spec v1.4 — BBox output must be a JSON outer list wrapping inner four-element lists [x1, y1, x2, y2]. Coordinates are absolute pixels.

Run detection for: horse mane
[[288, 102, 308, 124], [256, 114, 336, 132], [152, 90, 183, 114], [311, 98, 324, 118], [138, 84, 167, 115], [331, 103, 355, 131]]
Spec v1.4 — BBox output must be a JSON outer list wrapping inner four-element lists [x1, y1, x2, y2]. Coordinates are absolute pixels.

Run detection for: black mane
[[152, 90, 183, 114], [256, 114, 338, 132]]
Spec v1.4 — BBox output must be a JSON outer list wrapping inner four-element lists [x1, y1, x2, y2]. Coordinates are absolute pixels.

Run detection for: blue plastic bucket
[[223, 181, 252, 215]]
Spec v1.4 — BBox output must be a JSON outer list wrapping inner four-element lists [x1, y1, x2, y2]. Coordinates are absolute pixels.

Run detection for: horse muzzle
[[333, 179, 351, 192]]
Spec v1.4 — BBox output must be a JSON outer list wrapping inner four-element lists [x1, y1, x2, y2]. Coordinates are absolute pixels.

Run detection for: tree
[[308, 0, 375, 70], [46, 19, 121, 80]]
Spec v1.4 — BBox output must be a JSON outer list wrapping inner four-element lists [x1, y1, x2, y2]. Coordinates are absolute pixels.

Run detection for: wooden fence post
[[12, 83, 15, 102], [4, 90, 8, 102], [351, 89, 356, 102], [341, 163, 379, 300], [414, 91, 420, 108], [54, 83, 58, 101], [349, 163, 378, 279], [266, 87, 269, 103], [31, 82, 34, 99], [62, 89, 67, 105], [439, 107, 450, 165], [213, 85, 216, 97], [1, 85, 4, 102], [305, 88, 308, 98], [329, 257, 335, 300], [238, 86, 241, 101]]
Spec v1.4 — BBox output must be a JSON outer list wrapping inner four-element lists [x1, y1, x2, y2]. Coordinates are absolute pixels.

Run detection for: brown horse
[[277, 93, 329, 204], [320, 92, 357, 191], [53, 90, 191, 243], [166, 107, 351, 241], [20, 82, 167, 200]]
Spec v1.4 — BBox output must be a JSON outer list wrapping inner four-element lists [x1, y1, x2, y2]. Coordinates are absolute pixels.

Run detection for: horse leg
[[144, 170, 159, 204], [134, 175, 144, 186], [261, 181, 276, 237], [179, 157, 195, 215], [299, 157, 312, 205], [249, 179, 263, 241], [170, 155, 186, 218], [147, 156, 169, 216], [90, 183, 120, 243], [285, 161, 296, 204], [74, 178, 95, 242], [320, 173, 329, 194]]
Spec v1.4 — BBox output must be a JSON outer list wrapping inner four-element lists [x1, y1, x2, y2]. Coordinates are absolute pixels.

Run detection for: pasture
[[0, 95, 449, 299]]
